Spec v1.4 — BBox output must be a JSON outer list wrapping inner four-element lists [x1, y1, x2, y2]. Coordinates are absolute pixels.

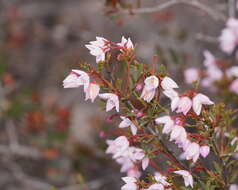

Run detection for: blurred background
[[0, 0, 227, 189]]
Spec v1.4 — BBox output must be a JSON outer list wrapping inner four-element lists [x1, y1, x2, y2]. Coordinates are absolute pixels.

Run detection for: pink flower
[[170, 125, 187, 145], [99, 93, 119, 112], [182, 142, 200, 163], [163, 89, 180, 111], [230, 184, 238, 190], [230, 78, 238, 94], [199, 145, 210, 158], [176, 97, 192, 115], [117, 36, 134, 50], [174, 170, 193, 188], [85, 37, 109, 63], [155, 116, 175, 134], [84, 82, 100, 102], [145, 184, 164, 190], [192, 93, 214, 115], [63, 70, 89, 89], [203, 50, 217, 68], [127, 168, 141, 178], [119, 117, 137, 135], [184, 68, 199, 84], [161, 76, 178, 90], [142, 157, 149, 170], [121, 177, 137, 190], [106, 136, 129, 158], [219, 18, 238, 54], [202, 51, 222, 88], [154, 172, 171, 186], [141, 76, 159, 102], [226, 66, 238, 78]]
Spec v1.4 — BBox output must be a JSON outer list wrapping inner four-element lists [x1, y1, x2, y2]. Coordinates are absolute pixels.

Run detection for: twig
[[228, 0, 236, 18], [4, 120, 42, 159], [0, 144, 42, 159], [195, 33, 218, 43], [120, 0, 226, 22]]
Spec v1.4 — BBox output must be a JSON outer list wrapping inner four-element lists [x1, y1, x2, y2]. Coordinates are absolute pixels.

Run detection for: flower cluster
[[63, 36, 238, 189], [184, 18, 238, 96], [106, 136, 149, 177]]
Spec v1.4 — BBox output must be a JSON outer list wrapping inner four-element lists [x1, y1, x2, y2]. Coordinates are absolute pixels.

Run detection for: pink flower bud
[[135, 83, 143, 91], [199, 145, 210, 158]]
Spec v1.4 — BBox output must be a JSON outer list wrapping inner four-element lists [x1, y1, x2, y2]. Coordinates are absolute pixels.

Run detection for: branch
[[3, 121, 42, 159], [195, 33, 218, 43], [120, 0, 226, 22]]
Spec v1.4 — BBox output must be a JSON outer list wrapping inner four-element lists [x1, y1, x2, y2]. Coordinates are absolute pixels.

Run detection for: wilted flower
[[63, 70, 89, 89], [192, 93, 214, 115], [99, 93, 119, 112], [85, 37, 109, 63], [161, 76, 178, 90], [119, 116, 137, 135], [121, 177, 137, 190], [84, 82, 100, 102], [184, 68, 199, 84], [174, 170, 193, 188]]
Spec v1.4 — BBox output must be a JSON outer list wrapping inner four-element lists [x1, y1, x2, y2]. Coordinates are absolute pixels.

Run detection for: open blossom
[[85, 82, 100, 102], [85, 37, 109, 63], [226, 66, 238, 78], [106, 136, 129, 158], [161, 76, 178, 90], [99, 93, 119, 112], [154, 172, 171, 187], [155, 116, 175, 134], [192, 93, 214, 115], [117, 36, 134, 50], [230, 78, 238, 94], [182, 142, 200, 163], [63, 69, 89, 89], [163, 89, 180, 111], [119, 117, 137, 135], [174, 170, 193, 188], [127, 167, 141, 178], [145, 183, 164, 190], [230, 184, 238, 190], [121, 177, 137, 190], [202, 51, 222, 88], [219, 18, 238, 54], [170, 125, 187, 145], [176, 96, 192, 115], [184, 68, 199, 84], [141, 75, 159, 102], [199, 145, 210, 158]]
